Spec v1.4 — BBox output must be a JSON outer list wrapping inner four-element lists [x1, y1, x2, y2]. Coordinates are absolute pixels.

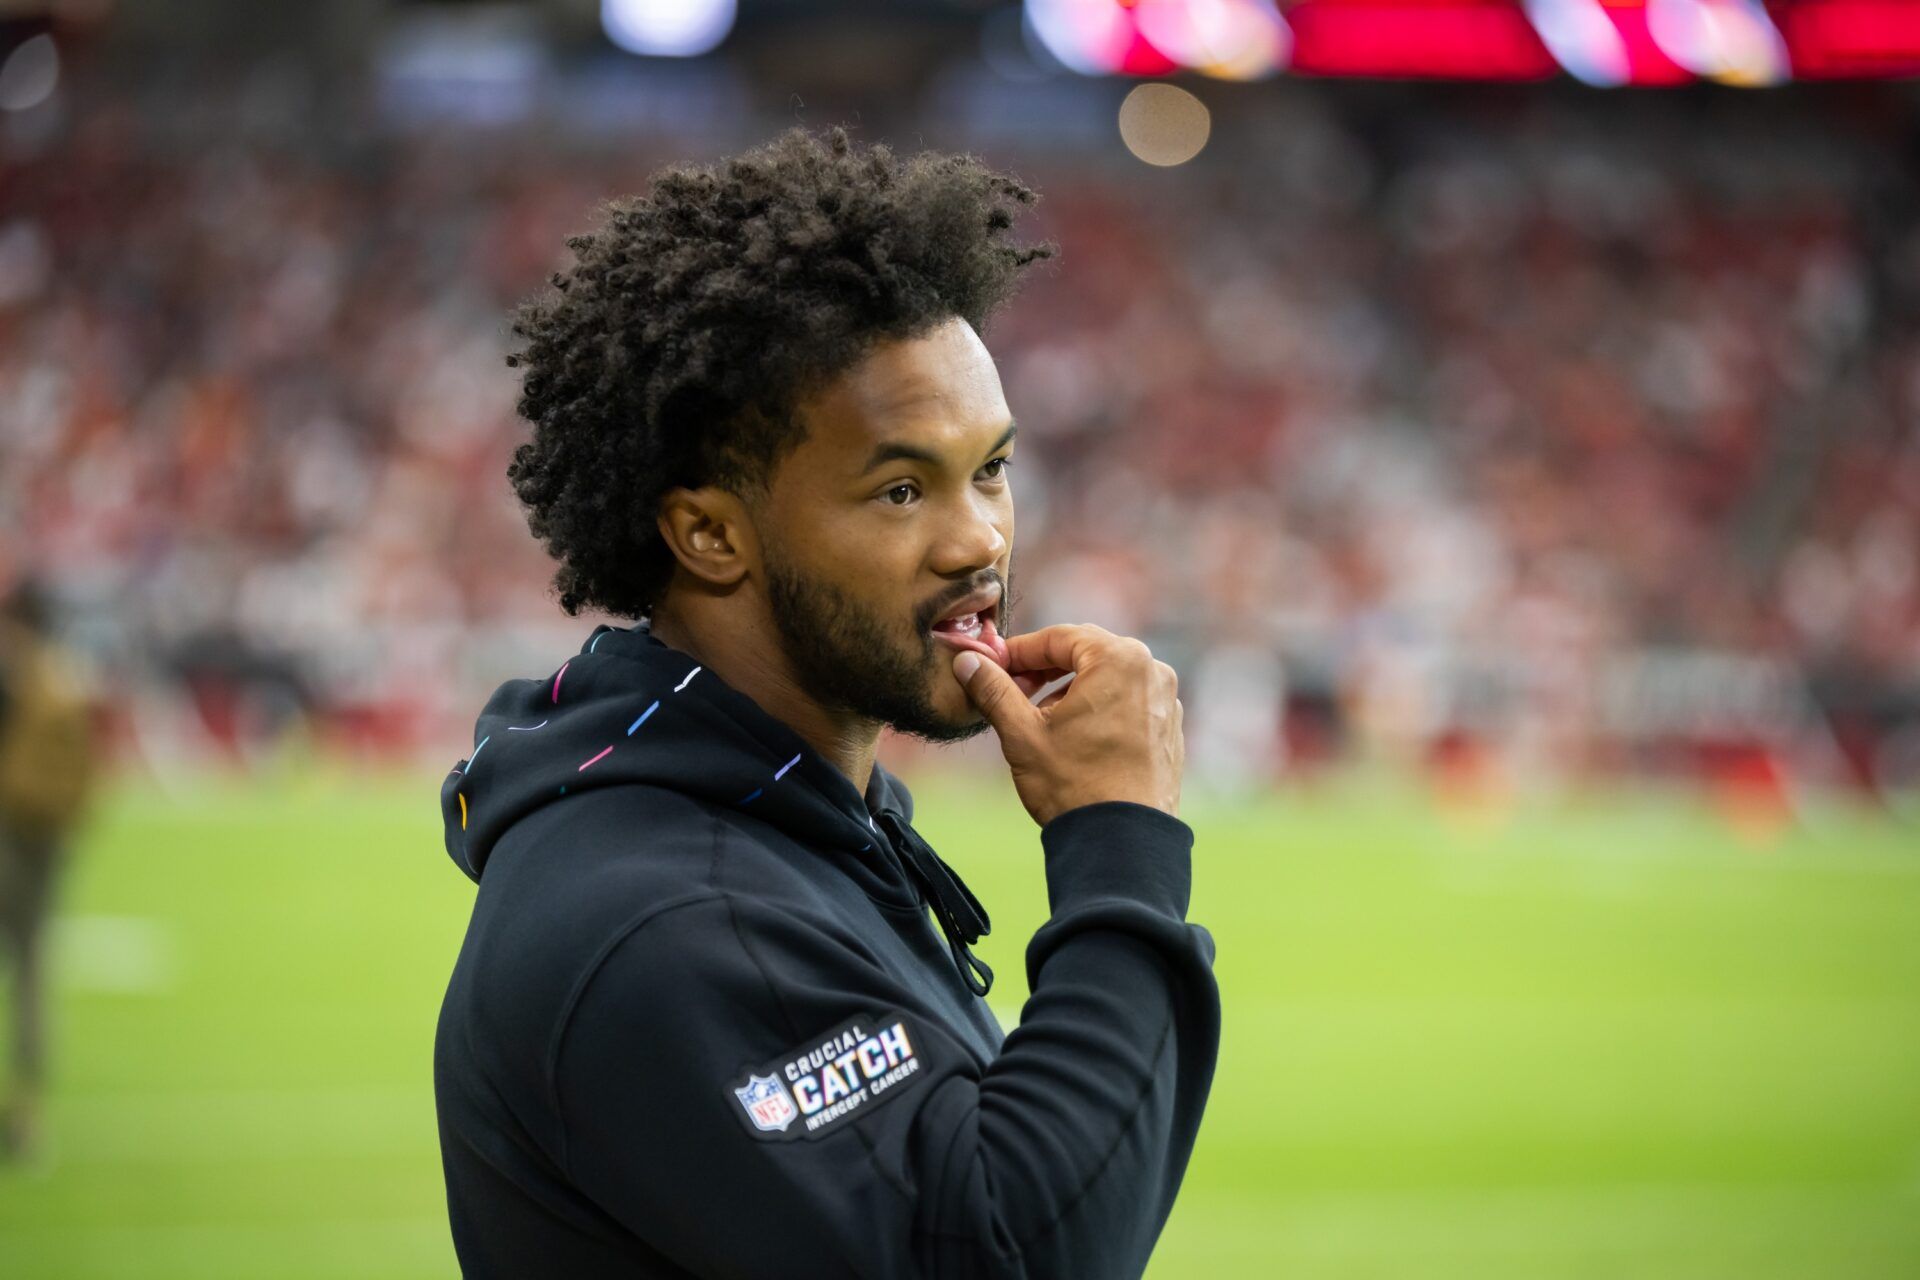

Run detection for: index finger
[[1000, 623, 1128, 677], [1012, 668, 1071, 698]]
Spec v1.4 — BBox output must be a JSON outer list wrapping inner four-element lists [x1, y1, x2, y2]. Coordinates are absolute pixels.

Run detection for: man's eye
[[884, 484, 918, 506], [982, 457, 1013, 480]]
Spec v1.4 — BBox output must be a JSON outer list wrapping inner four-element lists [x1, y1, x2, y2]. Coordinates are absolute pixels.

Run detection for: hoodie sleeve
[[550, 801, 1219, 1280]]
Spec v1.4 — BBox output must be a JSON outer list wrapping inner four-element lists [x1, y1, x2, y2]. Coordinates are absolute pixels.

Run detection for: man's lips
[[925, 594, 1013, 671], [930, 614, 1009, 668]]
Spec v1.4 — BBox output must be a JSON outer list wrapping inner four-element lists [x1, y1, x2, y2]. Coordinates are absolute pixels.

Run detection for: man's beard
[[763, 551, 1005, 745]]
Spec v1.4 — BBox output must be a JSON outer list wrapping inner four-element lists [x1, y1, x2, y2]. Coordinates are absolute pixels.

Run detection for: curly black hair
[[504, 126, 1055, 620]]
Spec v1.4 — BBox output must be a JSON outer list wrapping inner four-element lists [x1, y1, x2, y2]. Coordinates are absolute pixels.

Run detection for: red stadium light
[[1599, 0, 1698, 85], [1286, 0, 1559, 79], [1770, 0, 1920, 77], [1021, 0, 1920, 82]]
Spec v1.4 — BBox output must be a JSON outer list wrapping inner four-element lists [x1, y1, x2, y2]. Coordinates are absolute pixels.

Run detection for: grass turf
[[0, 766, 1916, 1278]]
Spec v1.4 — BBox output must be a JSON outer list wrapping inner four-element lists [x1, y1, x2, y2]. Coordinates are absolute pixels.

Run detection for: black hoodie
[[434, 619, 1220, 1279]]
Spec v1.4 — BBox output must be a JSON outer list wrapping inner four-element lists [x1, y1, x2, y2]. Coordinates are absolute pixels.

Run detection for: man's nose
[[933, 493, 1007, 574]]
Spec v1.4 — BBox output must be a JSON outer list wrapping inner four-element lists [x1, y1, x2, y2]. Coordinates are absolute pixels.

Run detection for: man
[[435, 127, 1219, 1278], [0, 577, 96, 1161]]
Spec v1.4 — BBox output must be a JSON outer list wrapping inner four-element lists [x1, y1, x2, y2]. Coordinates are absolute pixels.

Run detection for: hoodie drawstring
[[874, 811, 994, 998]]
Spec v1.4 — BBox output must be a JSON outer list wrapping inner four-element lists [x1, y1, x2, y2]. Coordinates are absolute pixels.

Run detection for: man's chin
[[891, 686, 993, 745], [895, 715, 994, 746]]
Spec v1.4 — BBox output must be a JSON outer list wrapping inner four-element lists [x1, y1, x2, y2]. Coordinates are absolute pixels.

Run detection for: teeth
[[932, 599, 999, 638]]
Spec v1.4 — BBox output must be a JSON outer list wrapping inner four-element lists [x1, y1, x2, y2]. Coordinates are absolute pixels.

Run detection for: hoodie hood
[[441, 619, 914, 884]]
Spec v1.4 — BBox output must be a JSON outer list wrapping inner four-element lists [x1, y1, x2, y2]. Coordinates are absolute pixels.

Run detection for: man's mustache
[[919, 571, 1011, 631]]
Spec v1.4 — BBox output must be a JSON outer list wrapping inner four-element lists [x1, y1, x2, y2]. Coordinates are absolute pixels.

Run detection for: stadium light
[[1283, 0, 1558, 79], [1029, 0, 1920, 83], [1524, 0, 1633, 86], [601, 0, 736, 58], [1025, 0, 1146, 76], [1135, 0, 1291, 81], [1117, 82, 1210, 166], [1025, 0, 1288, 79], [1646, 0, 1789, 86], [0, 33, 59, 112], [1775, 0, 1920, 78]]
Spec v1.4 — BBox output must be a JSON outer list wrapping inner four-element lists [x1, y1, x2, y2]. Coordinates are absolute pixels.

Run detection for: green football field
[[1, 765, 1916, 1278]]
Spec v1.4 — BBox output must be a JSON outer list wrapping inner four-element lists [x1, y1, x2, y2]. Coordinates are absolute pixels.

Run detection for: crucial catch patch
[[729, 1013, 926, 1142]]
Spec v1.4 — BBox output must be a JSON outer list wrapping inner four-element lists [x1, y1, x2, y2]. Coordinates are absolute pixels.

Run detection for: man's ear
[[656, 485, 757, 588]]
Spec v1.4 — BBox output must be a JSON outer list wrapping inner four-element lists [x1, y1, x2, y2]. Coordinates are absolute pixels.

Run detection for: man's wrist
[[1038, 801, 1194, 920]]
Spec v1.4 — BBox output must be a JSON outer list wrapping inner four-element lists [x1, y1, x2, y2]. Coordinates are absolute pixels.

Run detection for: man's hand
[[951, 624, 1184, 828]]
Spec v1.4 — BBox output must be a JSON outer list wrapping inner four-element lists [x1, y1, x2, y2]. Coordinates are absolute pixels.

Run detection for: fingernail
[[952, 652, 982, 681]]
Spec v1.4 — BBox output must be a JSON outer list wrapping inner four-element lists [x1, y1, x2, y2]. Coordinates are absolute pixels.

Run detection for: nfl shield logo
[[735, 1073, 798, 1132]]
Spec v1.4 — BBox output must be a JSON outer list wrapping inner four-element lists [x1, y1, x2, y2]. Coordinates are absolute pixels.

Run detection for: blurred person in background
[[0, 575, 97, 1162]]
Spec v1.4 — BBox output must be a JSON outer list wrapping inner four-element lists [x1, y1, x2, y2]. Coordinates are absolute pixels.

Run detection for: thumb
[[952, 651, 1040, 747]]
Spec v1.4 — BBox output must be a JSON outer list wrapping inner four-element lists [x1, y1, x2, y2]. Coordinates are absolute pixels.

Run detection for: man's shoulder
[[480, 783, 767, 917], [455, 782, 839, 999], [437, 781, 867, 1101]]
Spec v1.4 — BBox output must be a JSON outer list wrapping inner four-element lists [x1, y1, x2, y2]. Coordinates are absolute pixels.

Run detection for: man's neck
[[646, 595, 881, 797]]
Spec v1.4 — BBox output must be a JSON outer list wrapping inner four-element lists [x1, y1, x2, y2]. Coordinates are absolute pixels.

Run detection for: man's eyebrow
[[858, 422, 1017, 475]]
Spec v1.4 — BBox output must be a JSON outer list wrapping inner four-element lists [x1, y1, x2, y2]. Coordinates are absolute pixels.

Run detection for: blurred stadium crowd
[[3, 86, 1918, 804]]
